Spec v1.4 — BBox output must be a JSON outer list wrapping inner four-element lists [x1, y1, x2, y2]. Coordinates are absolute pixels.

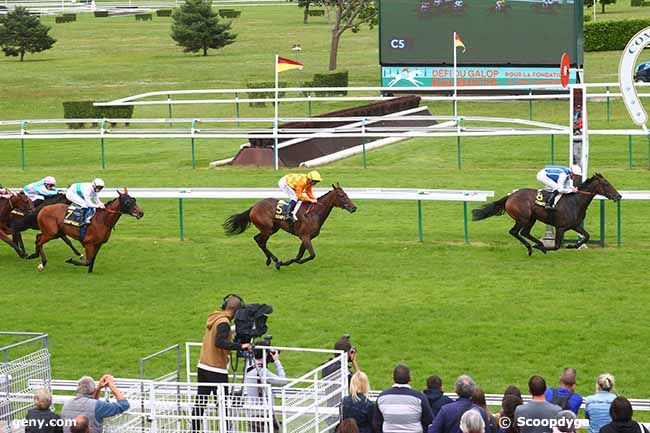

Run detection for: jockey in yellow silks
[[278, 171, 322, 222]]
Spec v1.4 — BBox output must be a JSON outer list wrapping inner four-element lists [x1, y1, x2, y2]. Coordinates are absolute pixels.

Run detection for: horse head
[[14, 192, 35, 213], [117, 188, 144, 219], [583, 173, 622, 201], [330, 183, 357, 213]]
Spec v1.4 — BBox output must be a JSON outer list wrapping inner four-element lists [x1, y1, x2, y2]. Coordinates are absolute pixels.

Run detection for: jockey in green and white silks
[[23, 176, 58, 207], [536, 164, 582, 209], [65, 178, 105, 225]]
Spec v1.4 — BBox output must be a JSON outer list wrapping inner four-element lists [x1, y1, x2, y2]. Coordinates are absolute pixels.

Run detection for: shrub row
[[135, 13, 152, 21], [585, 19, 650, 51], [308, 9, 325, 16], [246, 82, 287, 107], [55, 13, 76, 23], [246, 72, 349, 107], [218, 8, 241, 17], [94, 10, 109, 17], [630, 0, 650, 6], [156, 9, 173, 16], [62, 101, 134, 129]]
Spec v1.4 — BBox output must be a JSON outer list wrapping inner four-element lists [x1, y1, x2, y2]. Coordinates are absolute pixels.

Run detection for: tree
[[298, 0, 322, 24], [322, 0, 377, 71], [584, 0, 616, 14], [171, 0, 236, 56], [0, 7, 56, 62]]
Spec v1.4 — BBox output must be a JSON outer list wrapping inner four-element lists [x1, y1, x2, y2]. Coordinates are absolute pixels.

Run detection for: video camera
[[233, 303, 273, 345]]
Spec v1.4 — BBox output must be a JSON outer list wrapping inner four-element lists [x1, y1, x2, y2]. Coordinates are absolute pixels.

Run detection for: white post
[[453, 32, 458, 119], [274, 54, 280, 171], [581, 86, 589, 180]]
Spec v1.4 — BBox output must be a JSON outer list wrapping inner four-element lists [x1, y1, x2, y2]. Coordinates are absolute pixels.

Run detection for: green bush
[[246, 82, 287, 107], [585, 19, 650, 51], [219, 9, 241, 17], [55, 13, 76, 23], [308, 9, 325, 16], [63, 101, 134, 128], [62, 13, 76, 20], [631, 0, 643, 6], [135, 13, 152, 21], [156, 9, 173, 16], [94, 10, 109, 17], [584, 13, 592, 21], [311, 71, 348, 96]]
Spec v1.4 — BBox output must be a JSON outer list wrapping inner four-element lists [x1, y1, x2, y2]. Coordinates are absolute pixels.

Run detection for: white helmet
[[44, 176, 56, 186], [570, 164, 582, 176], [92, 178, 105, 188]]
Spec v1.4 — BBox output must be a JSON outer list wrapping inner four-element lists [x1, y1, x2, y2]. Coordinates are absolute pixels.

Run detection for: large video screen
[[379, 0, 582, 66]]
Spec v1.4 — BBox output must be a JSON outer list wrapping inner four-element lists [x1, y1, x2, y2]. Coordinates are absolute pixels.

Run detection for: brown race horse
[[472, 173, 621, 255], [0, 191, 34, 257], [31, 189, 144, 273], [223, 184, 357, 269]]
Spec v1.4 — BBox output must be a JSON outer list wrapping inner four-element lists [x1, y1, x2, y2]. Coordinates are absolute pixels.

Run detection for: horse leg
[[552, 227, 567, 250], [1, 228, 26, 258], [509, 222, 533, 256], [61, 234, 84, 259], [35, 233, 54, 272], [277, 237, 316, 269], [521, 220, 547, 254], [88, 244, 102, 273], [276, 242, 307, 268], [567, 226, 590, 249], [65, 243, 96, 268], [254, 230, 279, 266]]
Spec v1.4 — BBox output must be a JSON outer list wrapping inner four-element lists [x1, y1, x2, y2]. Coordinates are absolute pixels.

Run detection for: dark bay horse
[[472, 173, 621, 255], [0, 191, 34, 257], [223, 184, 357, 269], [31, 189, 144, 273], [9, 193, 84, 259]]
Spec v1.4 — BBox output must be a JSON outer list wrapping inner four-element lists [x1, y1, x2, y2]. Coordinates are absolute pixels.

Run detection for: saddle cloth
[[63, 205, 85, 227], [274, 200, 290, 221], [535, 190, 554, 207]]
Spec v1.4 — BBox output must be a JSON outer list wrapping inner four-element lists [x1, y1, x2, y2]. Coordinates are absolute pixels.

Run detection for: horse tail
[[472, 195, 509, 221], [223, 208, 252, 235]]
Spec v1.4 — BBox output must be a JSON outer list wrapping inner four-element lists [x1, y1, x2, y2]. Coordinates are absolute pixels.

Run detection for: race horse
[[8, 193, 84, 260], [223, 183, 357, 269], [472, 173, 621, 255], [30, 188, 144, 273], [0, 190, 34, 257]]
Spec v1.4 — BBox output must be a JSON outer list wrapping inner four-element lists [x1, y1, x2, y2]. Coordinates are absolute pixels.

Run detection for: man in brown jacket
[[191, 294, 252, 432]]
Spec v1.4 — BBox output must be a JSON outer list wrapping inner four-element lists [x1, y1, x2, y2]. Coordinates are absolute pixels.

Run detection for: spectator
[[461, 410, 486, 433], [600, 397, 649, 433], [322, 336, 360, 384], [25, 388, 62, 433], [338, 419, 361, 433], [423, 376, 453, 416], [245, 341, 287, 432], [69, 416, 89, 433], [585, 374, 617, 433], [495, 394, 523, 433], [472, 388, 497, 433], [342, 372, 375, 433], [428, 375, 490, 433], [552, 411, 577, 433], [504, 386, 522, 399], [544, 368, 582, 414], [374, 364, 433, 433], [191, 294, 252, 433], [514, 375, 561, 433], [61, 375, 129, 433]]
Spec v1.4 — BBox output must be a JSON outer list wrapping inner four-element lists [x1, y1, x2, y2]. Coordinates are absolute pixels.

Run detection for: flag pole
[[274, 54, 279, 171], [453, 32, 458, 119]]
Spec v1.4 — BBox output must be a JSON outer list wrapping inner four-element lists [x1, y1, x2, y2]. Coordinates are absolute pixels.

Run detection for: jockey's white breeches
[[278, 178, 298, 202]]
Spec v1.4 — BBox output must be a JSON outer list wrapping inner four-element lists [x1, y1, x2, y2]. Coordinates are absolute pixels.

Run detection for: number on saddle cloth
[[534, 190, 555, 207], [275, 200, 290, 221], [63, 204, 85, 227]]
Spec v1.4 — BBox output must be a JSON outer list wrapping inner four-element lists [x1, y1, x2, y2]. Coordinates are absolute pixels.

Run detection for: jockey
[[65, 178, 106, 225], [22, 176, 58, 207], [536, 164, 582, 209], [278, 171, 322, 222]]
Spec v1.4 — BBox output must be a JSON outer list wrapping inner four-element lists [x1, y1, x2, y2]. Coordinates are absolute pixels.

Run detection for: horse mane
[[578, 173, 600, 190], [317, 188, 336, 201]]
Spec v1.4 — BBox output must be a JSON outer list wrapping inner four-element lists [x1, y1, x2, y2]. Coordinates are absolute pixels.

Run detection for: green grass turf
[[2, 5, 650, 405]]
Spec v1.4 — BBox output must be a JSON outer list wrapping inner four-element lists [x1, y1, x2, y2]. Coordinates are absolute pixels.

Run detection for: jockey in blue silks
[[536, 164, 582, 209]]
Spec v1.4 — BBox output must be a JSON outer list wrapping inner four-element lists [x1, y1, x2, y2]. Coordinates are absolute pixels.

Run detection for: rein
[[575, 190, 597, 196]]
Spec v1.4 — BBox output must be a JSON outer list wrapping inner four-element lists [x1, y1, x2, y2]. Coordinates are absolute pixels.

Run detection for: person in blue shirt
[[535, 165, 582, 209], [544, 368, 583, 415], [585, 374, 617, 433], [23, 176, 59, 207]]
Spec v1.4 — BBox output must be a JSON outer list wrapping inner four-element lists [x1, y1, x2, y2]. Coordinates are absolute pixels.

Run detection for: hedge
[[156, 9, 173, 16], [135, 13, 152, 21], [246, 82, 287, 107], [63, 101, 134, 128], [63, 13, 76, 20], [310, 71, 348, 96], [585, 19, 650, 51], [219, 9, 241, 17], [308, 9, 325, 16], [55, 15, 74, 23], [94, 10, 109, 17]]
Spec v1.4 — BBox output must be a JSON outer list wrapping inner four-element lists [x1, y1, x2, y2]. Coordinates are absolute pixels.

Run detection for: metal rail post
[[599, 200, 605, 247], [606, 86, 611, 122], [191, 119, 197, 169], [307, 94, 312, 117], [167, 94, 173, 127], [550, 135, 555, 164], [617, 200, 621, 247], [528, 88, 533, 120], [456, 117, 462, 170], [99, 119, 106, 169], [361, 117, 367, 168], [20, 120, 27, 171], [179, 197, 184, 241], [235, 92, 240, 127], [463, 201, 469, 243], [629, 135, 633, 169], [417, 200, 423, 242]]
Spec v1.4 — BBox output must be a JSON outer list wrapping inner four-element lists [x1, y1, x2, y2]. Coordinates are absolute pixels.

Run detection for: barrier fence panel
[[0, 332, 51, 433]]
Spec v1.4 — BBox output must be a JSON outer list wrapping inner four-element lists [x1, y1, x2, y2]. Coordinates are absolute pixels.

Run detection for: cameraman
[[322, 336, 360, 384], [192, 294, 252, 433], [245, 341, 287, 432]]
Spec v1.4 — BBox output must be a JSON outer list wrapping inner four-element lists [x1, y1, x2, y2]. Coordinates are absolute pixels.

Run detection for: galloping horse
[[0, 190, 34, 257], [30, 188, 144, 273], [224, 183, 357, 269], [9, 193, 84, 259], [472, 173, 621, 255]]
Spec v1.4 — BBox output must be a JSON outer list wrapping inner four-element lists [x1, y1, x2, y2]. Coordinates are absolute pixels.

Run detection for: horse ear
[[117, 189, 123, 196], [124, 187, 128, 194], [331, 184, 336, 189], [336, 182, 340, 188]]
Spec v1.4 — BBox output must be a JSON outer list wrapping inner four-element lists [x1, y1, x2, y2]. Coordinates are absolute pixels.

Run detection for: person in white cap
[[65, 179, 106, 225], [22, 176, 59, 207], [536, 165, 582, 209]]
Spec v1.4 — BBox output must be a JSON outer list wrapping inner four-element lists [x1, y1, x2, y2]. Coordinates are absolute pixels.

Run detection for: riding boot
[[286, 200, 296, 222], [545, 191, 558, 210]]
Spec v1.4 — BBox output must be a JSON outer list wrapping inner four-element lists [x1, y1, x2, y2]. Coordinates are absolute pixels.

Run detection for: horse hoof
[[79, 255, 85, 260], [275, 262, 282, 270], [266, 258, 271, 266], [66, 258, 74, 264], [527, 249, 533, 256], [37, 263, 44, 272]]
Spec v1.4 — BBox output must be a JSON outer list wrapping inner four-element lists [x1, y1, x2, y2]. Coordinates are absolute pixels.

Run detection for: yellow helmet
[[307, 171, 322, 182]]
